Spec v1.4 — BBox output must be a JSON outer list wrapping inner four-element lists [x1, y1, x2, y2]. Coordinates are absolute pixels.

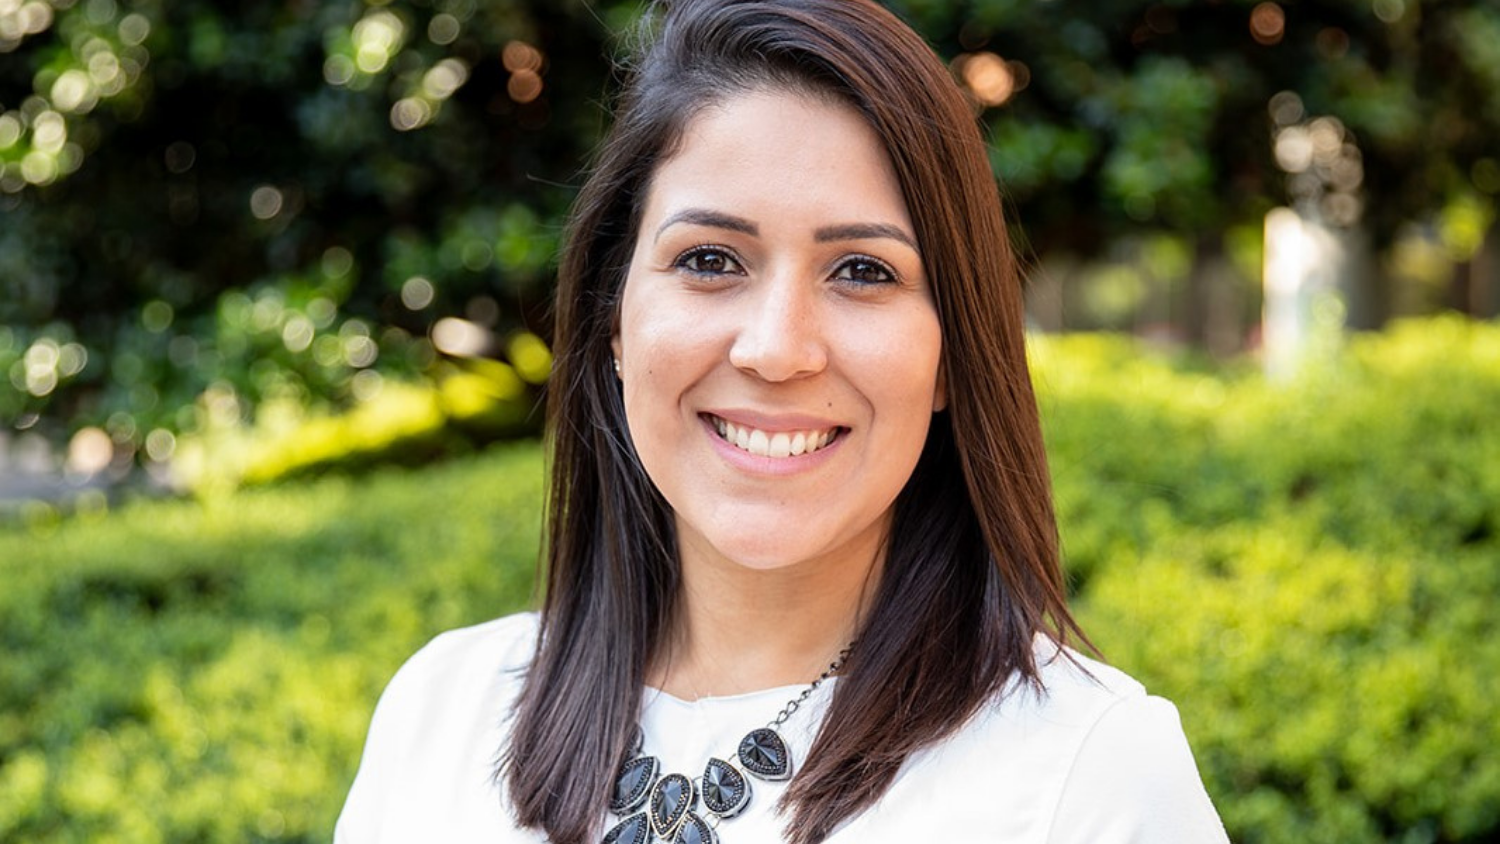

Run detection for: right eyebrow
[[655, 208, 759, 242]]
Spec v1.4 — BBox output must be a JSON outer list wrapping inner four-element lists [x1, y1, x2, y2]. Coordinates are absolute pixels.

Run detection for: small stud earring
[[613, 358, 621, 375]]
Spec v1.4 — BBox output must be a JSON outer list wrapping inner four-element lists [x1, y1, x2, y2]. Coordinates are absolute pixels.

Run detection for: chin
[[710, 539, 815, 572]]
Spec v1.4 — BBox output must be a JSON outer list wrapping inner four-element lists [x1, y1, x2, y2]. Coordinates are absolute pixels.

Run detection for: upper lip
[[700, 408, 845, 433]]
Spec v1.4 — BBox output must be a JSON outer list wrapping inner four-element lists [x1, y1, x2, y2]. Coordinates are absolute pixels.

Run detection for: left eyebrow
[[814, 222, 919, 252]]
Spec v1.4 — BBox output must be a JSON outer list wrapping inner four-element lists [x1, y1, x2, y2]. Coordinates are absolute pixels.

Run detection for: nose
[[727, 276, 828, 382]]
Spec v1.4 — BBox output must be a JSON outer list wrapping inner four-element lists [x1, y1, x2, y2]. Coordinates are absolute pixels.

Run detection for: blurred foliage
[[4, 0, 1500, 465], [893, 0, 1500, 251], [1040, 315, 1500, 842], [1, 317, 1496, 841], [1, 0, 630, 459], [0, 441, 545, 843]]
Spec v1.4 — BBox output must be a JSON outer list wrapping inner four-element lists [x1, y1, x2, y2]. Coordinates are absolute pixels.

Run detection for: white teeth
[[747, 429, 769, 456], [713, 417, 838, 459], [769, 433, 791, 458]]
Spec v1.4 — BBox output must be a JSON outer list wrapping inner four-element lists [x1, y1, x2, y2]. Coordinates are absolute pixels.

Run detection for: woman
[[337, 1, 1229, 842]]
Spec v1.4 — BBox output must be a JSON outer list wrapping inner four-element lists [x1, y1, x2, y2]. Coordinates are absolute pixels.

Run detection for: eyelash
[[831, 254, 899, 286], [672, 246, 900, 286], [674, 244, 744, 277]]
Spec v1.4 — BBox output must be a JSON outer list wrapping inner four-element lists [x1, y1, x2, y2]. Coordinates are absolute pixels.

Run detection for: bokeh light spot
[[390, 97, 433, 131], [401, 276, 435, 310], [428, 13, 460, 45], [21, 150, 58, 184], [1316, 27, 1349, 59], [321, 245, 354, 278], [145, 428, 176, 462], [323, 54, 355, 86], [68, 427, 114, 475], [502, 41, 543, 73], [118, 12, 149, 45], [343, 335, 378, 368], [18, 0, 52, 35], [52, 69, 97, 112], [955, 52, 1014, 107], [142, 300, 174, 333], [1274, 126, 1313, 173], [250, 185, 283, 219], [432, 317, 489, 358], [1372, 0, 1405, 24], [32, 110, 66, 152], [0, 113, 20, 148], [351, 368, 384, 402], [507, 69, 542, 104], [59, 342, 87, 376], [353, 11, 404, 74], [1251, 3, 1285, 45], [422, 59, 468, 100], [84, 0, 117, 27], [1269, 91, 1304, 127], [282, 315, 315, 353]]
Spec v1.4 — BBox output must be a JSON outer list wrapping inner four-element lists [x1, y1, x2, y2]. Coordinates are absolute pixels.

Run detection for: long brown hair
[[505, 2, 1089, 842]]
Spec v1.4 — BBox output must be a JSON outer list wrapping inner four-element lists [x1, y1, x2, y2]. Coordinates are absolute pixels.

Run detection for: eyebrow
[[655, 208, 919, 252], [814, 222, 918, 252], [655, 209, 758, 241]]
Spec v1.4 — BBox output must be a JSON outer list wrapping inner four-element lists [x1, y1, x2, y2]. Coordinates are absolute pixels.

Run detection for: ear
[[932, 361, 948, 412]]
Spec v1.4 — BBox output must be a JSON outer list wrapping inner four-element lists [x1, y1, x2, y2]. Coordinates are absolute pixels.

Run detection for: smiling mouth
[[704, 414, 843, 458]]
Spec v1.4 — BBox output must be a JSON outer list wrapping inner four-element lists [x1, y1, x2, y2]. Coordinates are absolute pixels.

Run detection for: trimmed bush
[[1041, 316, 1500, 842], [0, 444, 544, 843], [1, 317, 1496, 842]]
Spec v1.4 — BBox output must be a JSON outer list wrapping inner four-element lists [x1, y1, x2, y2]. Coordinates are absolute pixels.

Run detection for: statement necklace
[[601, 646, 853, 844]]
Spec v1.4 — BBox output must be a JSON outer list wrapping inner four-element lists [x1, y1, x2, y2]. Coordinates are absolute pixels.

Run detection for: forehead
[[638, 87, 912, 231]]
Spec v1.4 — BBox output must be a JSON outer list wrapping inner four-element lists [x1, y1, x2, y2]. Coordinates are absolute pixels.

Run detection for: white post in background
[[1263, 207, 1345, 381]]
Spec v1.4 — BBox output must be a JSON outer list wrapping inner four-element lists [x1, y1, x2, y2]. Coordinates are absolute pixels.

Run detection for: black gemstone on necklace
[[701, 758, 751, 818], [612, 755, 659, 814], [648, 772, 696, 837], [737, 728, 792, 781], [602, 812, 650, 844], [674, 812, 719, 844]]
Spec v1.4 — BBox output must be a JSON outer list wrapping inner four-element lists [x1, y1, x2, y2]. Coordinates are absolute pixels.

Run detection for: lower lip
[[700, 416, 843, 476]]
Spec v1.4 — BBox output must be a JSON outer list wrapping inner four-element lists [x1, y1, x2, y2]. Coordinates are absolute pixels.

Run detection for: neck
[[649, 530, 881, 699]]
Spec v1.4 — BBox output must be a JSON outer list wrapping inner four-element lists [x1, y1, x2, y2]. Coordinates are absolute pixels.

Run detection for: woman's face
[[613, 88, 944, 574]]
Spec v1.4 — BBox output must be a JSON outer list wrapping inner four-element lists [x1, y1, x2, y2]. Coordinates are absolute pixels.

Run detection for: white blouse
[[335, 613, 1229, 843]]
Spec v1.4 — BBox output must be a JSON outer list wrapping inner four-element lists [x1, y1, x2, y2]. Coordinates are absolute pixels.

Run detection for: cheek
[[846, 312, 943, 409]]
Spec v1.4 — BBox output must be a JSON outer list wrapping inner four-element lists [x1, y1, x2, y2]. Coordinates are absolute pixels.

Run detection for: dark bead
[[701, 758, 751, 818], [612, 756, 659, 814], [602, 812, 650, 844], [648, 772, 696, 837], [737, 728, 792, 781], [674, 812, 718, 844]]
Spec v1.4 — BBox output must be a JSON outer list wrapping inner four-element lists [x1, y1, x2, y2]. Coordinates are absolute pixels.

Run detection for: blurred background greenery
[[1, 0, 1497, 842]]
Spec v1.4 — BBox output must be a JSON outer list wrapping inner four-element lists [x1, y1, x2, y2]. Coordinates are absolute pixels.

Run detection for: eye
[[832, 256, 897, 285], [675, 246, 744, 276]]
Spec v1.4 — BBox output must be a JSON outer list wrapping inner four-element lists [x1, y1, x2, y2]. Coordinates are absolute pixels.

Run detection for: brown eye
[[677, 247, 743, 275], [833, 257, 896, 285]]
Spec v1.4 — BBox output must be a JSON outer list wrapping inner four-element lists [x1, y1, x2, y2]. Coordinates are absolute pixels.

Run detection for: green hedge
[[1043, 316, 1500, 842], [2, 317, 1497, 842], [0, 445, 544, 843]]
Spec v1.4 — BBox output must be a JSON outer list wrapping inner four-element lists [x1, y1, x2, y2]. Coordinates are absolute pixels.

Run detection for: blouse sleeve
[[1046, 694, 1230, 844]]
